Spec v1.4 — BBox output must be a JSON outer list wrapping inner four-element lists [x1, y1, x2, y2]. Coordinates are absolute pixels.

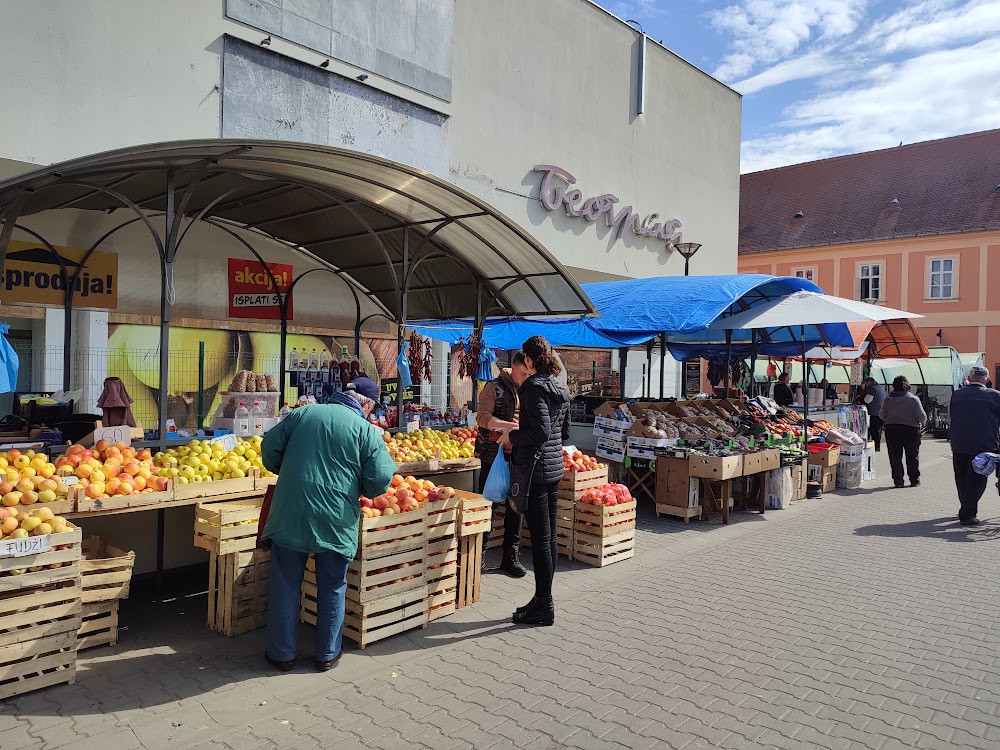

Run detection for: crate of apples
[[579, 483, 633, 507], [0, 448, 75, 509], [0, 505, 75, 541], [360, 474, 456, 519], [54, 441, 171, 501], [562, 449, 604, 473]]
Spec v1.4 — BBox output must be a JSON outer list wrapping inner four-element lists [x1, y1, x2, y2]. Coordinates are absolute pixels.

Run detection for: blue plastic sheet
[[396, 342, 412, 389], [482, 452, 510, 504], [476, 346, 497, 382], [0, 324, 18, 394]]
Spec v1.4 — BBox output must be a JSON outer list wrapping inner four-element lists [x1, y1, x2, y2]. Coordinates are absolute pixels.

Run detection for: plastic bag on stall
[[482, 451, 510, 504], [396, 342, 412, 389], [0, 324, 19, 394]]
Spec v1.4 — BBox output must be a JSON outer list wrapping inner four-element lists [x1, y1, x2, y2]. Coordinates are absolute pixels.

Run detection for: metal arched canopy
[[0, 139, 596, 321]]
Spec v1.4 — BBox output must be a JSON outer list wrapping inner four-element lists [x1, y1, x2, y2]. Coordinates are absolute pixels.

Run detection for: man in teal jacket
[[261, 377, 395, 672]]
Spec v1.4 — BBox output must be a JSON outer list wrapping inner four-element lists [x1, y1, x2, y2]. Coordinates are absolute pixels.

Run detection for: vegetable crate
[[0, 527, 84, 594], [518, 499, 575, 559], [0, 579, 81, 700], [193, 497, 264, 555], [456, 491, 491, 536], [207, 548, 269, 637], [456, 533, 482, 608], [573, 500, 637, 567], [356, 506, 427, 561], [78, 536, 134, 650], [558, 467, 610, 501]]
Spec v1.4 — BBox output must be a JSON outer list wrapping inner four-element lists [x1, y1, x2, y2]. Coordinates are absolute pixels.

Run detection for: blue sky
[[595, 0, 1000, 173]]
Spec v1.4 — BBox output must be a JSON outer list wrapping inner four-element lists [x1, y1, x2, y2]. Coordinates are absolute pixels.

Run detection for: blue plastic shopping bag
[[396, 341, 412, 389], [482, 451, 510, 504]]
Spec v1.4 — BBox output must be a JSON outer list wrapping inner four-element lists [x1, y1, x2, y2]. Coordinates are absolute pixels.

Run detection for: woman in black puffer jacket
[[500, 335, 570, 626]]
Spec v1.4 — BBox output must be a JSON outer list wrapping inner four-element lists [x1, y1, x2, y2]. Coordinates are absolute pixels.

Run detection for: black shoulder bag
[[508, 449, 541, 515]]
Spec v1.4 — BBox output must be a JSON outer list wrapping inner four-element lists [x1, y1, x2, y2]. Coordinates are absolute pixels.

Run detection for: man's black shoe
[[265, 653, 295, 672], [315, 653, 342, 672], [910, 481, 920, 487], [499, 546, 527, 578], [961, 518, 981, 526]]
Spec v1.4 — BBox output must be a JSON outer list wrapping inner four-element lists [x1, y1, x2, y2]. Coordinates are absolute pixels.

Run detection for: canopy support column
[[646, 339, 654, 399], [724, 330, 733, 396], [619, 347, 628, 400], [158, 172, 176, 442], [801, 325, 809, 450], [748, 330, 759, 398], [659, 333, 666, 399], [471, 282, 483, 412]]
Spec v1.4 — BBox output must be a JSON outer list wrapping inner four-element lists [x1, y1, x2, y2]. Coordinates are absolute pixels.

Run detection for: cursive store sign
[[535, 164, 683, 252]]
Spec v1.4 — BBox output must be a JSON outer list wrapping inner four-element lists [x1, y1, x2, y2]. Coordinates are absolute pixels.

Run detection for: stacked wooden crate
[[555, 466, 610, 559], [0, 527, 83, 699], [303, 507, 428, 649], [573, 500, 637, 567], [425, 491, 460, 621], [194, 495, 269, 637], [79, 536, 135, 650], [456, 492, 489, 608]]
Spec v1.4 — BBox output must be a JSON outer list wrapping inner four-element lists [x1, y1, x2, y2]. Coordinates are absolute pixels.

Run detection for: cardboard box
[[595, 436, 626, 463], [807, 444, 841, 467], [861, 447, 876, 482], [757, 448, 781, 473], [688, 453, 742, 480], [655, 456, 701, 507], [807, 463, 837, 492], [837, 443, 865, 462], [740, 451, 762, 475], [592, 402, 635, 437], [790, 459, 808, 500]]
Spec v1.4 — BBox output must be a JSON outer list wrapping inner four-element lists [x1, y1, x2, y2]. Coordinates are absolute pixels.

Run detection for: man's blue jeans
[[267, 542, 350, 663]]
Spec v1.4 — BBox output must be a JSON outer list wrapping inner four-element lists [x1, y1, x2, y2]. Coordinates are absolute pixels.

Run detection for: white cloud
[[730, 49, 833, 94], [860, 0, 1000, 54], [710, 0, 869, 80], [741, 35, 1000, 171], [608, 0, 663, 21]]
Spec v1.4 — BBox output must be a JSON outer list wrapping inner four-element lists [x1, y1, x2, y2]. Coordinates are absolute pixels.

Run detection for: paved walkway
[[4, 439, 1000, 749]]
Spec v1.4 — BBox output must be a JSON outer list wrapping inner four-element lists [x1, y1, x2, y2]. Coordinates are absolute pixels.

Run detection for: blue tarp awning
[[411, 274, 855, 359]]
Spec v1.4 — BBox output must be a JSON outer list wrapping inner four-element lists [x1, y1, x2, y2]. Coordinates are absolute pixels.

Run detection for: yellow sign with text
[[2, 240, 118, 308]]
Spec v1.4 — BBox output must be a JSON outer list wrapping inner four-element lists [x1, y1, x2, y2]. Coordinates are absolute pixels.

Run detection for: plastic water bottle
[[234, 401, 251, 437], [308, 348, 319, 368], [250, 401, 264, 436], [319, 348, 330, 370], [331, 362, 342, 393], [289, 348, 299, 371], [278, 402, 290, 421]]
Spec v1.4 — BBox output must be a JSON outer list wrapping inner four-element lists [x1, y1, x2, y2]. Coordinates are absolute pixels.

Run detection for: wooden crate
[[35, 497, 76, 515], [486, 502, 506, 550], [0, 579, 81, 699], [345, 547, 427, 603], [457, 491, 491, 536], [74, 479, 175, 512], [425, 493, 460, 542], [302, 585, 428, 649], [193, 497, 264, 555], [573, 500, 637, 567], [394, 458, 440, 474], [426, 536, 458, 622], [557, 467, 610, 501], [175, 474, 259, 503], [456, 533, 482, 608], [357, 506, 427, 561], [0, 527, 83, 593], [81, 536, 134, 604], [77, 600, 118, 651], [207, 548, 269, 637]]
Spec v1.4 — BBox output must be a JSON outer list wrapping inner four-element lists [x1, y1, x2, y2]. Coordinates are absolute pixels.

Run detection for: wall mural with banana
[[107, 324, 393, 429]]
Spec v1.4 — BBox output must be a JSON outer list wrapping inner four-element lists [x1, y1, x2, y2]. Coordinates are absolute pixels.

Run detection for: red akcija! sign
[[535, 164, 683, 251], [227, 258, 294, 320]]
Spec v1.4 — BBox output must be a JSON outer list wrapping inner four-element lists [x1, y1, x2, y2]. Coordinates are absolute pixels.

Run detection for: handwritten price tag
[[406, 420, 420, 434], [210, 434, 239, 452], [60, 476, 79, 486], [0, 534, 52, 558], [94, 425, 131, 446]]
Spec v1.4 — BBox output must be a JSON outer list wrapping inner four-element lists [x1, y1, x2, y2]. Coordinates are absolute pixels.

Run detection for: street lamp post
[[676, 242, 702, 276]]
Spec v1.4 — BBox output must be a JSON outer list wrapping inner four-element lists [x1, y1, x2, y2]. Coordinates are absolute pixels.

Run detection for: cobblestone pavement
[[4, 438, 1000, 749]]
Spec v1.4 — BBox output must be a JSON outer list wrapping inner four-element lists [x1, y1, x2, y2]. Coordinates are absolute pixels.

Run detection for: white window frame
[[792, 267, 816, 283], [856, 261, 883, 302], [927, 256, 957, 300]]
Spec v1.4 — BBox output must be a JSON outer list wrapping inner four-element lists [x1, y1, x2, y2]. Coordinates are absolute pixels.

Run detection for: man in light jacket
[[949, 366, 1000, 526], [261, 377, 396, 672]]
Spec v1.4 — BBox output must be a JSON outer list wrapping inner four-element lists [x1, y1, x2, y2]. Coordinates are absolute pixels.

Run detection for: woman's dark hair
[[521, 335, 561, 376], [778, 372, 790, 382], [892, 375, 910, 392], [511, 351, 526, 367]]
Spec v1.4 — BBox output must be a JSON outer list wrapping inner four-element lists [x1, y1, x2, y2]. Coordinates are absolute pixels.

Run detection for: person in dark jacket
[[500, 336, 569, 627], [879, 376, 926, 488], [475, 352, 529, 577], [772, 372, 794, 407], [863, 377, 887, 451], [949, 365, 1000, 525]]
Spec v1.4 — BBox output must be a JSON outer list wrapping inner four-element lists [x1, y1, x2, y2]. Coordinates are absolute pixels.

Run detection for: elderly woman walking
[[879, 375, 927, 489]]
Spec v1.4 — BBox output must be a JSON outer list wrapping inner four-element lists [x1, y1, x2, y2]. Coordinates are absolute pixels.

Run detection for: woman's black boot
[[514, 597, 536, 616], [513, 597, 554, 626]]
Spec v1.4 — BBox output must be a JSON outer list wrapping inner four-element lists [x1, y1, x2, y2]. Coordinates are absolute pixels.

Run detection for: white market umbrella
[[711, 291, 921, 447], [710, 291, 920, 331]]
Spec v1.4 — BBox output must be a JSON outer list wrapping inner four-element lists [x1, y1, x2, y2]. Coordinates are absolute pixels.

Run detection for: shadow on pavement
[[854, 515, 1000, 543]]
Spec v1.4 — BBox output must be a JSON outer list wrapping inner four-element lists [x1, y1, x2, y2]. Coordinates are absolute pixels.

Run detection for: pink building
[[739, 129, 1000, 377]]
